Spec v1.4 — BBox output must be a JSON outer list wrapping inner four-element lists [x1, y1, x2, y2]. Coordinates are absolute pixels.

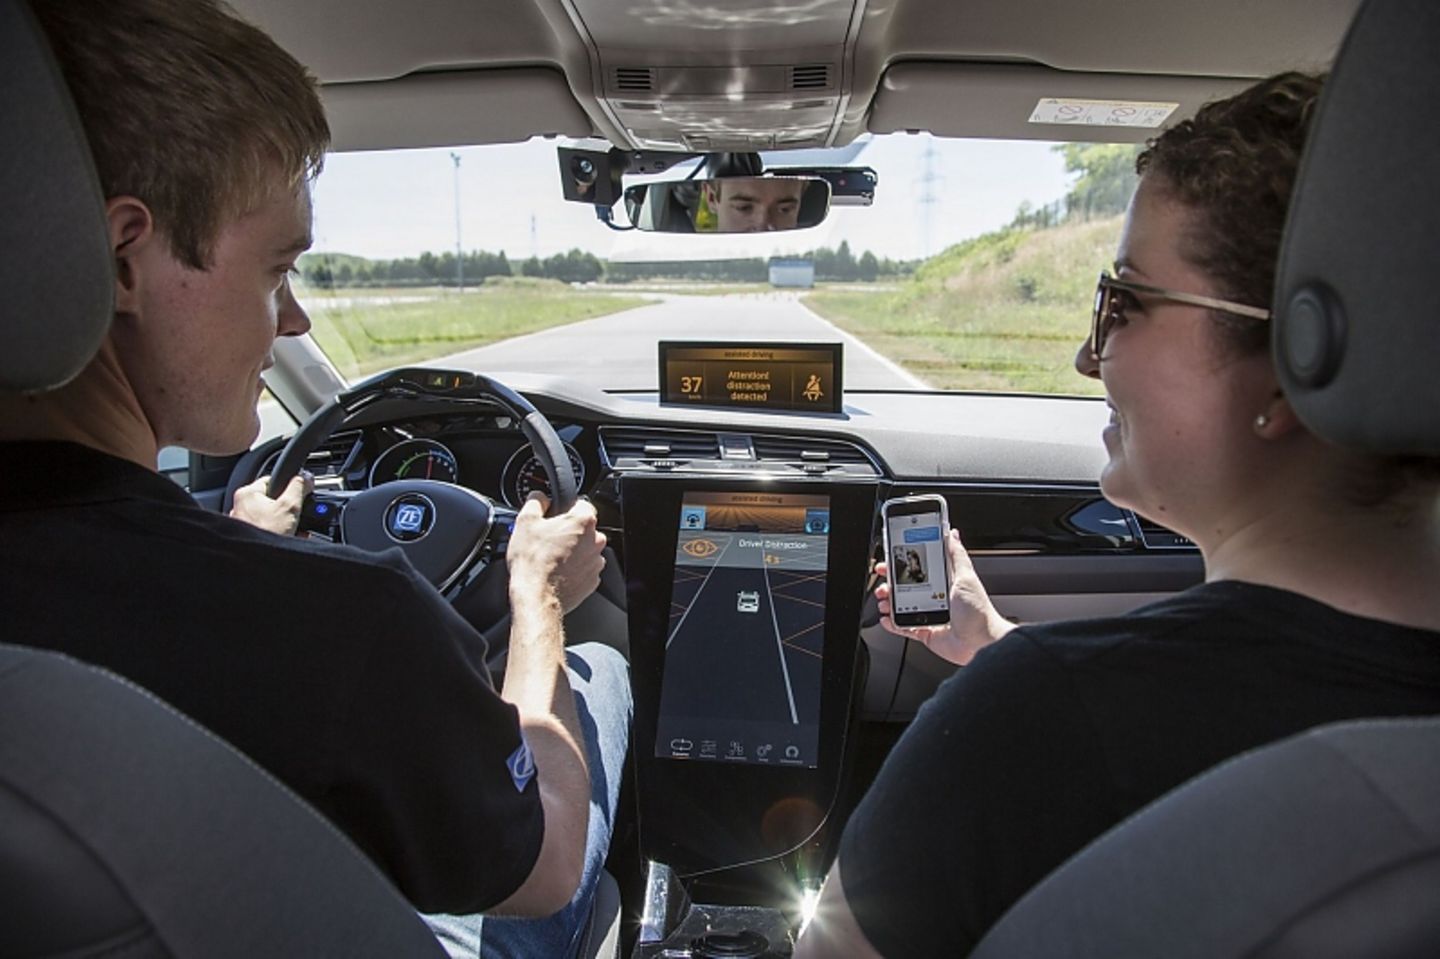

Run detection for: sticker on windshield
[[1029, 98, 1178, 128]]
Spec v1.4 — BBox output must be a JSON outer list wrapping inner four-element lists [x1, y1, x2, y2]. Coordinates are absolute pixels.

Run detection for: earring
[[1254, 413, 1270, 430]]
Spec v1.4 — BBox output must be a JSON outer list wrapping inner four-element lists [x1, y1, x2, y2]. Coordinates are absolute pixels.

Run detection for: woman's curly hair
[[1137, 72, 1325, 354], [1143, 72, 1440, 501]]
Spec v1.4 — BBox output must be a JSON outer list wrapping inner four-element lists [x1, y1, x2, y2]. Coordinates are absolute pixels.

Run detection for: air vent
[[752, 434, 879, 474], [613, 67, 656, 92], [308, 430, 362, 478], [789, 64, 831, 90], [600, 427, 880, 476], [600, 427, 720, 463], [1131, 512, 1196, 550], [753, 434, 869, 464]]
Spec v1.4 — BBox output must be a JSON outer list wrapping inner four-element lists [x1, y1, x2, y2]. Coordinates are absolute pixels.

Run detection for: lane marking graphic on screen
[[658, 491, 829, 766], [666, 533, 735, 648]]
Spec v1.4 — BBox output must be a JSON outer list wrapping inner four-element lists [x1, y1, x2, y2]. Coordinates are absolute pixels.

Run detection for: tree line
[[1007, 143, 1142, 231], [299, 241, 910, 289]]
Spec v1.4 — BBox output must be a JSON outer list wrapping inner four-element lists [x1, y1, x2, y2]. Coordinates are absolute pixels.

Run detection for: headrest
[[0, 0, 113, 393], [1273, 0, 1440, 455]]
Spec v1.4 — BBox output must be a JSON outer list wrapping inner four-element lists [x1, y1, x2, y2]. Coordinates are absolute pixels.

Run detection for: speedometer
[[502, 442, 585, 508], [368, 438, 460, 487]]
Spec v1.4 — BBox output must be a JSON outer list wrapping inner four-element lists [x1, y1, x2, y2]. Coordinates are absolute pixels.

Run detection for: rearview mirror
[[623, 176, 830, 234]]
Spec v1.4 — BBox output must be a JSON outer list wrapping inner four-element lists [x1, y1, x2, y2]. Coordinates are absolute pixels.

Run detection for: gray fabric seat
[[0, 644, 451, 958], [971, 0, 1440, 954], [970, 718, 1440, 959], [0, 0, 111, 391]]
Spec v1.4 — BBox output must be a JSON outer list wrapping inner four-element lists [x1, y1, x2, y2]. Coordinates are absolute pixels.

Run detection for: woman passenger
[[797, 71, 1440, 957]]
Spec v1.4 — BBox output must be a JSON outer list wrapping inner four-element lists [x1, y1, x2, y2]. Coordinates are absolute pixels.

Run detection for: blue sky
[[309, 133, 1074, 264]]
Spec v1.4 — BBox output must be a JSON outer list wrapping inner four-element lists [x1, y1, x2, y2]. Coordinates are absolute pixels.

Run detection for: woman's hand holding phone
[[875, 527, 1012, 666]]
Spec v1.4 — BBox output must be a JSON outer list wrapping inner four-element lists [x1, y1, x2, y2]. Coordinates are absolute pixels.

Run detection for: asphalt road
[[424, 291, 927, 391]]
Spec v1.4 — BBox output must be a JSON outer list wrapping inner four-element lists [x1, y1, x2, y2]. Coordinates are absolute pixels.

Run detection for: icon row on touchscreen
[[668, 737, 804, 764]]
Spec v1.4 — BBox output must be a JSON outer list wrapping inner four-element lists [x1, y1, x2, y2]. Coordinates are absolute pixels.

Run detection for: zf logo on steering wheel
[[385, 494, 436, 543]]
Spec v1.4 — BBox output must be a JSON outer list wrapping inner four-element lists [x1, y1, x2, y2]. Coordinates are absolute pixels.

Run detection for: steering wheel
[[266, 368, 578, 594]]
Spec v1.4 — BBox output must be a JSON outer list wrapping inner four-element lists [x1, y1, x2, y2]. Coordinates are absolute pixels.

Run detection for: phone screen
[[886, 505, 949, 621]]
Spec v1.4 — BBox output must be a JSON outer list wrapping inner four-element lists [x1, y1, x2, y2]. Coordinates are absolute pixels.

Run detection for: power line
[[450, 152, 464, 291], [912, 135, 944, 260]]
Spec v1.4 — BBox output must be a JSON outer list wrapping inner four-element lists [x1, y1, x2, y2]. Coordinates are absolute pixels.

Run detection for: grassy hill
[[804, 216, 1122, 394]]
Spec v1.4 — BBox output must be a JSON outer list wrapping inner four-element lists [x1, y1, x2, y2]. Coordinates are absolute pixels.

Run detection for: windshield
[[298, 134, 1130, 397]]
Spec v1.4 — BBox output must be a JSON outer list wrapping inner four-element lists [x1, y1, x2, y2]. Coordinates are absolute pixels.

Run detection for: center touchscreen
[[655, 490, 831, 769]]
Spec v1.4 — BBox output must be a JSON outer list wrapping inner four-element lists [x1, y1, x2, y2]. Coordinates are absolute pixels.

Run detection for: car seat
[[0, 644, 453, 958], [0, 1, 620, 955], [970, 0, 1440, 955]]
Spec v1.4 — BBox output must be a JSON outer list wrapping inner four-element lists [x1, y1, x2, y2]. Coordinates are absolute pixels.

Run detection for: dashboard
[[256, 372, 1204, 721]]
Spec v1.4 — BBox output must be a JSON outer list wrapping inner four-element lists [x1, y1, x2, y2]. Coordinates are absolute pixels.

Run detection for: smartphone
[[881, 494, 952, 627]]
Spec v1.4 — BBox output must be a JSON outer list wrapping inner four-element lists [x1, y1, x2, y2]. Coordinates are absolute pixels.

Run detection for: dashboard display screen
[[655, 490, 831, 768], [659, 341, 843, 413]]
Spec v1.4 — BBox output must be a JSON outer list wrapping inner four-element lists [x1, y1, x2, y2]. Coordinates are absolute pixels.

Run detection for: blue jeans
[[424, 643, 631, 958]]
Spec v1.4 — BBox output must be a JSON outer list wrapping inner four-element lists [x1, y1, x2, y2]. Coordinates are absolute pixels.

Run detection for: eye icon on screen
[[682, 538, 720, 559]]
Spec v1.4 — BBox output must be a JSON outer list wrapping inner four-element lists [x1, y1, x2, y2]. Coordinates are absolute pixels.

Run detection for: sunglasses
[[1090, 271, 1272, 361]]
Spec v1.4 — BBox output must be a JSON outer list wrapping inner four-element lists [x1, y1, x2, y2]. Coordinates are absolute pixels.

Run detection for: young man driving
[[0, 1, 628, 955]]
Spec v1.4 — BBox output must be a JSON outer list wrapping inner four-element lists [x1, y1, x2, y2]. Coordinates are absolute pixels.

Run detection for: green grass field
[[804, 216, 1123, 394], [300, 277, 651, 377], [300, 218, 1122, 392]]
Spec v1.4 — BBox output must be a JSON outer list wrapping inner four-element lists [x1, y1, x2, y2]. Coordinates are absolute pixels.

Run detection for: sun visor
[[868, 63, 1246, 143], [1273, 0, 1440, 454], [321, 67, 594, 151]]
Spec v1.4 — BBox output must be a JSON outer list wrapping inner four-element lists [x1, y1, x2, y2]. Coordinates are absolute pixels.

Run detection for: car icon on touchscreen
[[736, 590, 760, 613]]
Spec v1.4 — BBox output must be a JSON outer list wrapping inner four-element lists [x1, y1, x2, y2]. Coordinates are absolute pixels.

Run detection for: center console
[[622, 475, 878, 956]]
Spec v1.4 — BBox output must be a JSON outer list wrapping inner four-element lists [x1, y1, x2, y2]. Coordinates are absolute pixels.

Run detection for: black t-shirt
[[838, 581, 1440, 956], [0, 441, 544, 914]]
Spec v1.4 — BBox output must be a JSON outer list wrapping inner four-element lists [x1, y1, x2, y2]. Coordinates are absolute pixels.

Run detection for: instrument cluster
[[360, 417, 589, 508]]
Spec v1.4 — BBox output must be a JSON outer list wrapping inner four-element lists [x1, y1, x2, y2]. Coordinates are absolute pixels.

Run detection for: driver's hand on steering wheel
[[229, 471, 314, 537], [506, 492, 608, 615]]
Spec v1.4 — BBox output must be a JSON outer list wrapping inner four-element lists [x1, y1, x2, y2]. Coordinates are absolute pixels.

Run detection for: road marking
[[795, 297, 931, 390], [764, 559, 800, 725]]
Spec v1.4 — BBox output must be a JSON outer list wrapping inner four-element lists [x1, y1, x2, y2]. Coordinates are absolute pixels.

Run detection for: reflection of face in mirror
[[702, 178, 805, 233], [622, 177, 827, 233]]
